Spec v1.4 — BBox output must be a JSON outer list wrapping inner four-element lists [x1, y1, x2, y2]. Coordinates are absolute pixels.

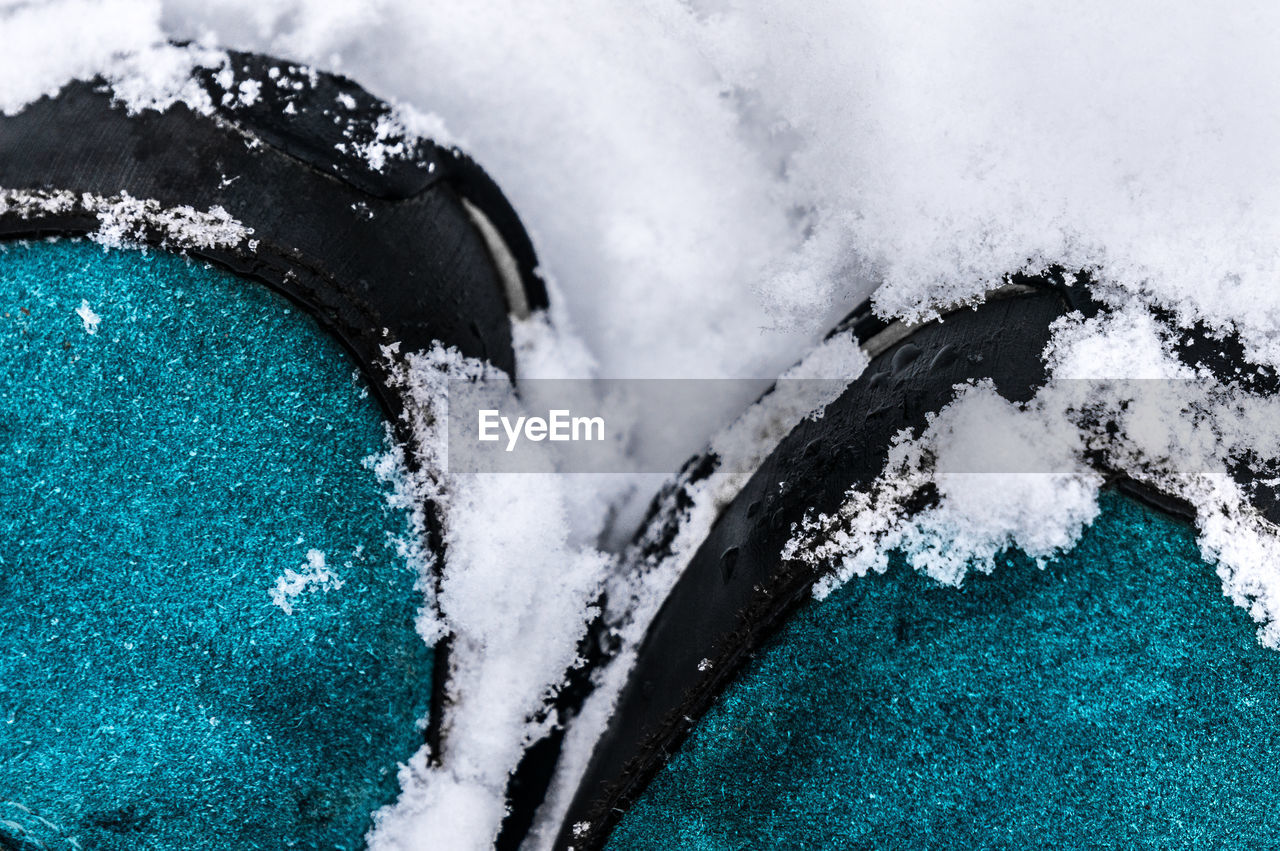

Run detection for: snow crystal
[[91, 194, 252, 250], [0, 189, 253, 252], [75, 300, 101, 335], [269, 549, 344, 615], [103, 41, 227, 116], [234, 78, 261, 107]]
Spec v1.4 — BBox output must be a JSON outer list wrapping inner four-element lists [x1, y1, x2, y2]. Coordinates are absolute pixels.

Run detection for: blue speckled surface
[[611, 490, 1280, 849], [0, 240, 431, 850]]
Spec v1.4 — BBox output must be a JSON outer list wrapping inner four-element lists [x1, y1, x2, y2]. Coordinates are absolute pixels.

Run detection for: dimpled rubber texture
[[609, 490, 1280, 849], [0, 240, 430, 849]]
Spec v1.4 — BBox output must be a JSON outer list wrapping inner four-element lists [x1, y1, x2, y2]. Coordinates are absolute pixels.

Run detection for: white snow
[[786, 303, 1280, 656], [4, 1, 1280, 421], [269, 548, 344, 615], [0, 189, 253, 251], [145, 1, 836, 466], [103, 40, 226, 115], [75, 299, 101, 335], [346, 342, 601, 842], [784, 380, 1106, 592], [91, 193, 252, 250], [362, 341, 610, 850], [7, 4, 1280, 849], [234, 78, 261, 106], [0, 0, 164, 115]]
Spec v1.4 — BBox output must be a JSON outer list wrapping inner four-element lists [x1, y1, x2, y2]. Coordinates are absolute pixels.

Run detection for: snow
[[364, 342, 610, 850], [154, 0, 832, 405], [7, 3, 1280, 848], [529, 327, 869, 848], [784, 380, 1106, 592], [104, 41, 226, 115], [787, 303, 1280, 655], [695, 3, 1280, 357], [0, 189, 253, 251], [7, 2, 1280, 408], [75, 299, 101, 335], [0, 0, 163, 114], [269, 548, 343, 615]]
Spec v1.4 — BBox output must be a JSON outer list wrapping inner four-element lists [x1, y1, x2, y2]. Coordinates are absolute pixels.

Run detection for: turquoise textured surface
[[611, 491, 1280, 849], [0, 240, 431, 849]]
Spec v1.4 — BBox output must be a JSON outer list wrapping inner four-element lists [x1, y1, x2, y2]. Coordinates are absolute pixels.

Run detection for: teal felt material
[[0, 240, 430, 850], [612, 490, 1280, 849]]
